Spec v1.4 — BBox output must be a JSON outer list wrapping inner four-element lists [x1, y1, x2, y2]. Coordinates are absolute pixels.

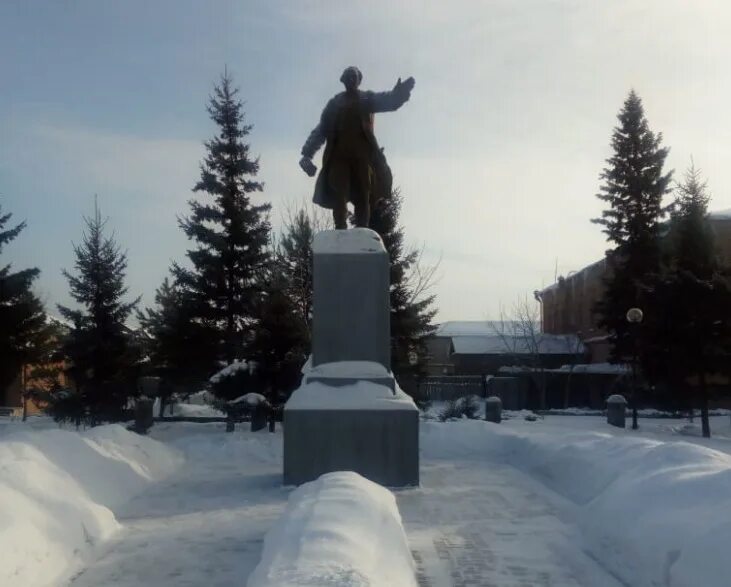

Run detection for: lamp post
[[626, 307, 644, 430]]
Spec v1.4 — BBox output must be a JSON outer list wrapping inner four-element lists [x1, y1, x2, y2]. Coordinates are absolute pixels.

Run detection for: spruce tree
[[137, 277, 219, 398], [277, 209, 316, 335], [0, 202, 47, 394], [58, 201, 140, 423], [593, 90, 673, 365], [172, 71, 271, 365], [366, 189, 438, 382], [249, 269, 309, 404], [644, 163, 731, 437]]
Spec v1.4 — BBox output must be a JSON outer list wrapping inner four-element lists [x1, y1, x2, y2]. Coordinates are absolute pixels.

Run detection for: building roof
[[434, 321, 519, 337], [451, 334, 584, 355]]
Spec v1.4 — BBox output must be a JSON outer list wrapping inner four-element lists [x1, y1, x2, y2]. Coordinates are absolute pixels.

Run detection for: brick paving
[[398, 461, 624, 587]]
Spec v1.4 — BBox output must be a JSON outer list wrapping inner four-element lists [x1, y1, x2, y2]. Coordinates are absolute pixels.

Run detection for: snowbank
[[0, 424, 181, 586], [422, 420, 731, 587], [247, 471, 416, 587]]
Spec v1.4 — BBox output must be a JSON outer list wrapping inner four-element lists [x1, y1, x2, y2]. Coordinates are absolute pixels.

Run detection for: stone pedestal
[[283, 229, 419, 487], [284, 383, 419, 487], [312, 229, 390, 370]]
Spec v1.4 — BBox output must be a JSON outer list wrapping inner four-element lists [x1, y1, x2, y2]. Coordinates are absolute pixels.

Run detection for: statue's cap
[[340, 66, 362, 85]]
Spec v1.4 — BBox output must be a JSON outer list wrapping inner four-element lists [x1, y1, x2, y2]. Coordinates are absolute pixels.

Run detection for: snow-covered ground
[[3, 412, 731, 586], [0, 422, 181, 586]]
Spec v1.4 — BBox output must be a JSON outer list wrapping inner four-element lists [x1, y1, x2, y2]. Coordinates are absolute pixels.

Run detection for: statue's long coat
[[301, 87, 411, 210]]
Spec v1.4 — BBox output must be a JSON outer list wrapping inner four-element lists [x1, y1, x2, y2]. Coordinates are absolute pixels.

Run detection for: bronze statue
[[299, 66, 415, 229]]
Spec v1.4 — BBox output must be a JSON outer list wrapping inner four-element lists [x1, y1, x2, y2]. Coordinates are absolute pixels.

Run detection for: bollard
[[251, 405, 269, 432], [134, 398, 154, 434], [226, 413, 235, 432], [606, 394, 627, 428], [485, 396, 502, 424]]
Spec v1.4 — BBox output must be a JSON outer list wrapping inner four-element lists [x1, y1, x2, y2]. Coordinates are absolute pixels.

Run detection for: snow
[[306, 360, 390, 379], [285, 380, 416, 411], [0, 424, 181, 586], [312, 227, 385, 254], [552, 362, 629, 374], [434, 320, 514, 336], [421, 416, 731, 587], [152, 396, 225, 418], [5, 410, 731, 586], [210, 359, 254, 383], [710, 208, 731, 219], [231, 392, 268, 406], [247, 471, 416, 587]]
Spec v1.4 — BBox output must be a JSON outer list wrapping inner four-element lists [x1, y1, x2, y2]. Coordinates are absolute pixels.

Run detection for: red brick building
[[537, 211, 731, 362]]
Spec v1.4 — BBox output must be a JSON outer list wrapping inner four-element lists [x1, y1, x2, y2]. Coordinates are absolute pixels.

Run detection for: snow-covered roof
[[434, 321, 519, 337], [710, 208, 731, 220], [451, 334, 584, 355]]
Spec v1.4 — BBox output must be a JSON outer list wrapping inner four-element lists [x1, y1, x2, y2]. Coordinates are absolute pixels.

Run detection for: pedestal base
[[283, 382, 419, 487]]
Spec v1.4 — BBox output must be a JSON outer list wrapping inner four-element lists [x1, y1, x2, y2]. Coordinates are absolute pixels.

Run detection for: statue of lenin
[[299, 67, 415, 229]]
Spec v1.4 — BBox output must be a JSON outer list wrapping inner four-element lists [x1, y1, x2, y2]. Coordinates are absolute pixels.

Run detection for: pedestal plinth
[[283, 229, 419, 487]]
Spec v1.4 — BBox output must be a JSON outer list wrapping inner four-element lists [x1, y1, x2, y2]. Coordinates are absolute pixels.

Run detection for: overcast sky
[[2, 0, 730, 323]]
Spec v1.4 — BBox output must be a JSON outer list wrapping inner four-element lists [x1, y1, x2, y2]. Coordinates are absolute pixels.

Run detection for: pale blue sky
[[2, 1, 731, 321]]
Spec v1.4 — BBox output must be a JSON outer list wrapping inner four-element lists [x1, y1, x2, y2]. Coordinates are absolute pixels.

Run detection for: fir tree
[[0, 202, 47, 394], [58, 201, 140, 423], [593, 90, 673, 366], [277, 208, 316, 335], [137, 277, 219, 402], [667, 160, 716, 278], [643, 163, 731, 437], [172, 71, 271, 364], [248, 270, 309, 404], [366, 189, 438, 381]]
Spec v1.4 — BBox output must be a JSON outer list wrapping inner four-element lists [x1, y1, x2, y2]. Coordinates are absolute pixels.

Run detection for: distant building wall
[[424, 337, 454, 375], [539, 214, 731, 346]]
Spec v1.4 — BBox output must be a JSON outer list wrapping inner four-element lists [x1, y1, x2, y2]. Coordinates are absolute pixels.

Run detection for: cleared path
[[68, 422, 625, 587]]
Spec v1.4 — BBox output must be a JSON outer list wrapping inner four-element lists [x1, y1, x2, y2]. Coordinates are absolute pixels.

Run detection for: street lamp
[[626, 307, 644, 430]]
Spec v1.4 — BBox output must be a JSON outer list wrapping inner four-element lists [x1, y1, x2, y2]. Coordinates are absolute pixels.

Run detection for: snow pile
[[210, 359, 254, 383], [422, 420, 731, 587], [231, 392, 268, 406], [0, 424, 181, 586], [306, 360, 391, 379], [312, 227, 385, 255], [247, 471, 416, 587], [286, 380, 415, 410], [153, 395, 225, 418]]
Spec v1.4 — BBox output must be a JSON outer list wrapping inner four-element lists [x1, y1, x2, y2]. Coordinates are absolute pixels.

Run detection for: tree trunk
[[21, 365, 28, 422], [700, 373, 711, 438]]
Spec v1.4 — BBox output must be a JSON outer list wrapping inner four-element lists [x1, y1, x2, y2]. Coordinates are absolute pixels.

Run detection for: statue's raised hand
[[395, 76, 416, 94]]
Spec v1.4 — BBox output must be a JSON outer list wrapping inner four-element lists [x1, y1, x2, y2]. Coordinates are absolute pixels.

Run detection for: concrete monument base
[[283, 382, 419, 487], [283, 228, 420, 488]]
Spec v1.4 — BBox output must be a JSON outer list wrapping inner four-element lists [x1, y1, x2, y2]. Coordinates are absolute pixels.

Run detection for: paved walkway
[[397, 459, 625, 587], [66, 426, 287, 587], [66, 424, 625, 586]]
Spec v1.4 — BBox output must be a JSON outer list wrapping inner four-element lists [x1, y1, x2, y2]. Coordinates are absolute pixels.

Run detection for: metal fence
[[416, 376, 486, 402]]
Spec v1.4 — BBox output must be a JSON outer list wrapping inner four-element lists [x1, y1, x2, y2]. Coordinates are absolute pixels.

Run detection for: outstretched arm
[[366, 76, 416, 113]]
